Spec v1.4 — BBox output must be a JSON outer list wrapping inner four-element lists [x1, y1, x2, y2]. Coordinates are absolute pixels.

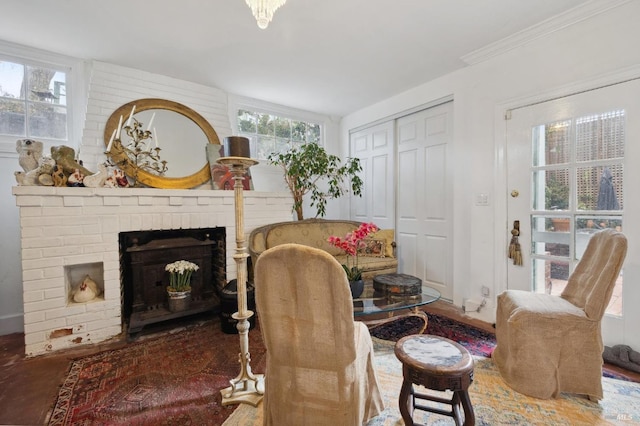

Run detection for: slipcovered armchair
[[254, 243, 384, 425], [493, 229, 627, 400]]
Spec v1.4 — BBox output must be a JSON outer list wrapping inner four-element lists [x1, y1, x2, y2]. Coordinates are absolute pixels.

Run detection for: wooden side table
[[394, 334, 475, 426]]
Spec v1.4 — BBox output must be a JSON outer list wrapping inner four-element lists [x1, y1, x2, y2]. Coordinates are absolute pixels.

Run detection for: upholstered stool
[[394, 334, 475, 426]]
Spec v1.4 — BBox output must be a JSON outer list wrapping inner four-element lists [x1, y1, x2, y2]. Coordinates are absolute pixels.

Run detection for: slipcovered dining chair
[[254, 243, 384, 425], [493, 228, 627, 400]]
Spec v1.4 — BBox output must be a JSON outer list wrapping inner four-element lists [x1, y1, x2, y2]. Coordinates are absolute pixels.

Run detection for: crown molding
[[461, 0, 631, 66]]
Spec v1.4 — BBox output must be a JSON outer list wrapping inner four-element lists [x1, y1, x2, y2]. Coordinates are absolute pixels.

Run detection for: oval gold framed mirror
[[104, 98, 221, 189]]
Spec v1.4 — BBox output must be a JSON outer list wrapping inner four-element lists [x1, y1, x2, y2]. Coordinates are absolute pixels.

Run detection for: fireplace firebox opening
[[119, 227, 226, 335]]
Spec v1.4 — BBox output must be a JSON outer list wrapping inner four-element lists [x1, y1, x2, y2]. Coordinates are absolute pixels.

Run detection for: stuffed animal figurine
[[16, 139, 43, 172], [50, 145, 93, 177], [14, 157, 56, 186], [105, 169, 130, 188], [67, 168, 85, 187], [51, 165, 68, 187], [83, 163, 109, 188]]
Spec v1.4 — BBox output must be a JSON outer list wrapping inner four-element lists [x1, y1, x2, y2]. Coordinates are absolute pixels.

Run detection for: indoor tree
[[268, 142, 363, 220]]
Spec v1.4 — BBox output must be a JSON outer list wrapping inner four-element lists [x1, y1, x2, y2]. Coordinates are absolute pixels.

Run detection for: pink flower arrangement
[[328, 222, 379, 281]]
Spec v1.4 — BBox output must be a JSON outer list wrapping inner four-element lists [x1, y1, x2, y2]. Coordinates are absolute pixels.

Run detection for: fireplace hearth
[[120, 228, 226, 335]]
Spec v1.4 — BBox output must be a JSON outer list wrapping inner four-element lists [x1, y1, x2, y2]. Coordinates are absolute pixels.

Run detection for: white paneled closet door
[[396, 102, 454, 301], [350, 121, 395, 230]]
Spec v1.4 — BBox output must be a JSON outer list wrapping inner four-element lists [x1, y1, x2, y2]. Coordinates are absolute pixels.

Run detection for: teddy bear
[[16, 139, 43, 172]]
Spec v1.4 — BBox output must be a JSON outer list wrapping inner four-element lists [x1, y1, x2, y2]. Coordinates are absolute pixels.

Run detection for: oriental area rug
[[47, 320, 266, 426], [48, 314, 639, 426], [225, 342, 640, 426]]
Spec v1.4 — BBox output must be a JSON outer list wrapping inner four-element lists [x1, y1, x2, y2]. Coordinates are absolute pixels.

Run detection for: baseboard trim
[[0, 314, 24, 335]]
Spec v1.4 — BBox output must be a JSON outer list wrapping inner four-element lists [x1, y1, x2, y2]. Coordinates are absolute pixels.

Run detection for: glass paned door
[[529, 112, 624, 316], [505, 79, 640, 351]]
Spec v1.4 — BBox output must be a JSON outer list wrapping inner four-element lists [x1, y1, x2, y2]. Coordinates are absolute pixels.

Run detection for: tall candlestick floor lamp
[[217, 154, 264, 407]]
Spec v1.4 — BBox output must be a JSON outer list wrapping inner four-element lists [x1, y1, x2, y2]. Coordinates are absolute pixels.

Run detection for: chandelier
[[245, 0, 287, 29]]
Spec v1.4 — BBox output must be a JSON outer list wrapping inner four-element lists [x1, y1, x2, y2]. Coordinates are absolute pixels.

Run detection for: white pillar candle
[[126, 105, 136, 127], [154, 127, 159, 148], [106, 129, 116, 151], [115, 115, 123, 139], [146, 112, 155, 131]]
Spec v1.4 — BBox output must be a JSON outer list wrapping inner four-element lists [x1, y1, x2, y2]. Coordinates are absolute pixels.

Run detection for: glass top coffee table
[[353, 284, 441, 317]]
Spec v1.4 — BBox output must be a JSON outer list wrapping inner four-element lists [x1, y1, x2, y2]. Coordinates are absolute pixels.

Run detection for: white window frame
[[0, 41, 86, 156]]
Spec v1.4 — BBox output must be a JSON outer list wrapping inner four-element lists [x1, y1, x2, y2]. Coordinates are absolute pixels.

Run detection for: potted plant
[[165, 260, 199, 312], [328, 222, 379, 298], [268, 142, 364, 220]]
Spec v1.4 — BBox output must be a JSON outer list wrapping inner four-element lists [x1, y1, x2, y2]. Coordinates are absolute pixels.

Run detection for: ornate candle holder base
[[220, 311, 264, 406], [221, 376, 265, 406]]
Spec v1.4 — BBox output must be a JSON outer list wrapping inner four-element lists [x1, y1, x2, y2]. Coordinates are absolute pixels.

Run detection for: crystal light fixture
[[245, 0, 287, 29]]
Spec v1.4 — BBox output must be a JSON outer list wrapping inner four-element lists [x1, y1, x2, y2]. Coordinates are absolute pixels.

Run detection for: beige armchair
[[254, 243, 384, 425], [493, 228, 627, 400]]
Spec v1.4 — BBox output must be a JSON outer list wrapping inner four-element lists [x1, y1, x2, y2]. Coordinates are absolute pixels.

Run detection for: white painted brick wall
[[13, 186, 292, 356], [79, 60, 233, 177]]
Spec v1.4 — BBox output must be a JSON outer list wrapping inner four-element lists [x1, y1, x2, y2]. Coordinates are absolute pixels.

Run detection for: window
[[237, 109, 321, 160], [0, 59, 69, 142], [530, 109, 624, 315]]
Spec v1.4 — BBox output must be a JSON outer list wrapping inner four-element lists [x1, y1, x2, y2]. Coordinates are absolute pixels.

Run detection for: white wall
[[0, 159, 23, 334], [341, 1, 640, 324], [79, 61, 233, 177]]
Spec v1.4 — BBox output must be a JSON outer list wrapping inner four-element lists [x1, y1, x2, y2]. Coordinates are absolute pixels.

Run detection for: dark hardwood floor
[[0, 301, 638, 425]]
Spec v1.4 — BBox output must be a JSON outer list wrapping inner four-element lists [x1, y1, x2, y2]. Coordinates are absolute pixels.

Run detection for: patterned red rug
[[49, 312, 631, 425], [425, 313, 497, 357], [47, 319, 266, 426], [369, 313, 495, 356]]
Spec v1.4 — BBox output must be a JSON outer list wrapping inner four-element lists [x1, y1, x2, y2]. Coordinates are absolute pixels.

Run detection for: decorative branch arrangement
[[105, 108, 167, 187]]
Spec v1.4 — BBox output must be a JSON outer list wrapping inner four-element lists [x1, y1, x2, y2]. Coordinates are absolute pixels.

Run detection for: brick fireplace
[[13, 186, 292, 356]]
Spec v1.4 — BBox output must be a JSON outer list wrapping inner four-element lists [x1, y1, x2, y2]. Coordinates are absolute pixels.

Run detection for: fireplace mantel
[[13, 186, 293, 356]]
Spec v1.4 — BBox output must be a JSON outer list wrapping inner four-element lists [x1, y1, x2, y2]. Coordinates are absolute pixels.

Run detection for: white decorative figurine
[[72, 275, 102, 303], [16, 139, 43, 172], [83, 163, 109, 188]]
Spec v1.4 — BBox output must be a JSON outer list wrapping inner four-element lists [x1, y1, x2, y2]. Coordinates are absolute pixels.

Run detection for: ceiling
[[1, 0, 595, 117]]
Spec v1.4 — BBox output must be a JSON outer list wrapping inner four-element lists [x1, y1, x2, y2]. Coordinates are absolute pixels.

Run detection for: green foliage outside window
[[545, 177, 569, 210], [237, 109, 321, 160]]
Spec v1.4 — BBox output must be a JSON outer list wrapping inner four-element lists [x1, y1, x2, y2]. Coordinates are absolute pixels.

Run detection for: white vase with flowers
[[165, 260, 199, 312]]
